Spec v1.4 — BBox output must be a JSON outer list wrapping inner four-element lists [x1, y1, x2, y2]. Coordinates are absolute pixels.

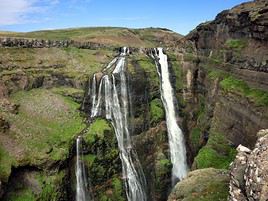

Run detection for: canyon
[[0, 0, 268, 200]]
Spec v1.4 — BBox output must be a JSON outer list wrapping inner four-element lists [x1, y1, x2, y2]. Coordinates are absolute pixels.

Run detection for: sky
[[0, 0, 250, 35]]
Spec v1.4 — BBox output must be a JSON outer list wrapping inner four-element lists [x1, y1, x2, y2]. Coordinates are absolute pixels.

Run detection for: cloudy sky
[[0, 0, 249, 35]]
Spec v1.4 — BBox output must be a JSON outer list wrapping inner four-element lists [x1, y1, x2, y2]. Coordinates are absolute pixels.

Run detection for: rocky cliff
[[0, 0, 267, 201], [175, 0, 268, 164], [229, 129, 268, 201]]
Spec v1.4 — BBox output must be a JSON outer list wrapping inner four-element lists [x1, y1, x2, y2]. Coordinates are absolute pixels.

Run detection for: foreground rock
[[229, 129, 268, 201], [168, 168, 229, 201]]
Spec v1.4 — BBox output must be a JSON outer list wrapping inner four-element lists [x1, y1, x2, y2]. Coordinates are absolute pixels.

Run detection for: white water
[[76, 136, 92, 201], [90, 74, 97, 118], [90, 47, 147, 201], [153, 48, 188, 185]]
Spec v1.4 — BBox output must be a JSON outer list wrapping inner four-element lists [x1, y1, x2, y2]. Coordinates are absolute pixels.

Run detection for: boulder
[[168, 168, 229, 201]]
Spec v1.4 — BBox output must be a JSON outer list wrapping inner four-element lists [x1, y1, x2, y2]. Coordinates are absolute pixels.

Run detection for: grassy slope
[[0, 88, 85, 182], [0, 47, 114, 82], [0, 27, 182, 47]]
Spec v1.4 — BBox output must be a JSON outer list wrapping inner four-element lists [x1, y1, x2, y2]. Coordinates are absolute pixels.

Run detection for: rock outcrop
[[168, 168, 229, 201], [0, 37, 110, 49], [229, 129, 268, 201], [185, 0, 268, 72]]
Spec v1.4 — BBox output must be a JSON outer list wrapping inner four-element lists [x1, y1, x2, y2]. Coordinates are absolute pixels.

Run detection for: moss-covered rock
[[134, 121, 171, 201], [2, 169, 68, 201], [168, 168, 229, 201], [36, 171, 67, 201], [192, 131, 237, 170], [82, 118, 125, 200], [0, 88, 85, 188], [0, 145, 16, 182], [150, 98, 164, 126]]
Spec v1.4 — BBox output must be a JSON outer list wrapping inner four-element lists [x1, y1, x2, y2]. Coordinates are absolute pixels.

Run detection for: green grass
[[4, 189, 35, 201], [168, 53, 184, 91], [225, 39, 247, 51], [172, 168, 229, 201], [0, 47, 113, 81], [0, 145, 16, 182], [84, 118, 113, 144], [207, 69, 229, 80], [183, 53, 199, 63], [2, 89, 85, 165], [191, 128, 202, 149], [194, 131, 237, 169], [220, 76, 268, 106], [0, 27, 182, 47], [136, 55, 159, 92], [110, 177, 125, 201], [83, 154, 96, 166], [207, 68, 268, 107], [51, 87, 84, 100], [150, 98, 165, 125], [36, 171, 65, 201]]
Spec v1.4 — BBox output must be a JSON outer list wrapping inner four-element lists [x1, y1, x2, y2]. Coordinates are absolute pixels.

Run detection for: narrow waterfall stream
[[152, 48, 188, 185], [88, 47, 147, 201], [76, 136, 93, 201]]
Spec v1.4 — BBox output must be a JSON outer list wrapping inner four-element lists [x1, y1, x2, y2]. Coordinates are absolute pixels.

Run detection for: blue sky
[[0, 0, 250, 35]]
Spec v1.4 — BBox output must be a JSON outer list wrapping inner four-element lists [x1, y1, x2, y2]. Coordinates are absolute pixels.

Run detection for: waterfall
[[90, 74, 97, 117], [89, 47, 147, 201], [152, 48, 188, 185], [76, 136, 93, 201]]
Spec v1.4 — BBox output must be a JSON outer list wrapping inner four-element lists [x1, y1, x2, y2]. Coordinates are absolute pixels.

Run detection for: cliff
[[0, 0, 267, 200]]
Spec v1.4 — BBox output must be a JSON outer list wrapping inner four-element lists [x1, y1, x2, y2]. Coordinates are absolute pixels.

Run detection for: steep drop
[[76, 136, 93, 201], [89, 47, 147, 201], [152, 48, 188, 185]]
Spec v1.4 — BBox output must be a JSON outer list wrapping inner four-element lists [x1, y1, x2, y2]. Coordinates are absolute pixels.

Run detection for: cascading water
[[76, 136, 93, 201], [89, 47, 147, 201], [152, 47, 188, 185]]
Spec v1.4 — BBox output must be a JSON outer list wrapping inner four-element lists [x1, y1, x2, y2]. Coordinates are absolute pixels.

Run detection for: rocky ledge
[[0, 37, 109, 49], [229, 129, 268, 201]]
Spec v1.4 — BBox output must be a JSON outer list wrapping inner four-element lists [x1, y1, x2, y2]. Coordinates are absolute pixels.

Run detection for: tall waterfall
[[76, 136, 93, 201], [152, 48, 188, 185], [89, 47, 147, 201]]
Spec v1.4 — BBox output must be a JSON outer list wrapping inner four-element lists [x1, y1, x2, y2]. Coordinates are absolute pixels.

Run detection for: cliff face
[[177, 0, 268, 167], [165, 1, 268, 200], [186, 0, 268, 73], [0, 1, 268, 201]]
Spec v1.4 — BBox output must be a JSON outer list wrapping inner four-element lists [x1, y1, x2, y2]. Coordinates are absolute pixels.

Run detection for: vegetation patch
[[84, 118, 113, 144], [36, 171, 66, 201], [194, 131, 237, 169], [207, 69, 268, 107], [169, 168, 229, 201], [190, 128, 202, 150], [168, 53, 184, 91], [0, 145, 16, 182], [1, 89, 85, 165], [150, 98, 165, 125], [3, 188, 35, 201], [0, 47, 113, 81], [220, 76, 268, 106], [0, 27, 182, 47], [83, 118, 122, 199], [136, 55, 159, 92], [225, 39, 247, 51]]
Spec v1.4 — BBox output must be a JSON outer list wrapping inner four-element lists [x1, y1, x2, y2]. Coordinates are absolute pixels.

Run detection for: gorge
[[0, 0, 268, 200]]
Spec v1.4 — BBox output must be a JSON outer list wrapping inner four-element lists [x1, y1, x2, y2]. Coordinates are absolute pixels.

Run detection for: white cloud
[[0, 0, 59, 25]]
